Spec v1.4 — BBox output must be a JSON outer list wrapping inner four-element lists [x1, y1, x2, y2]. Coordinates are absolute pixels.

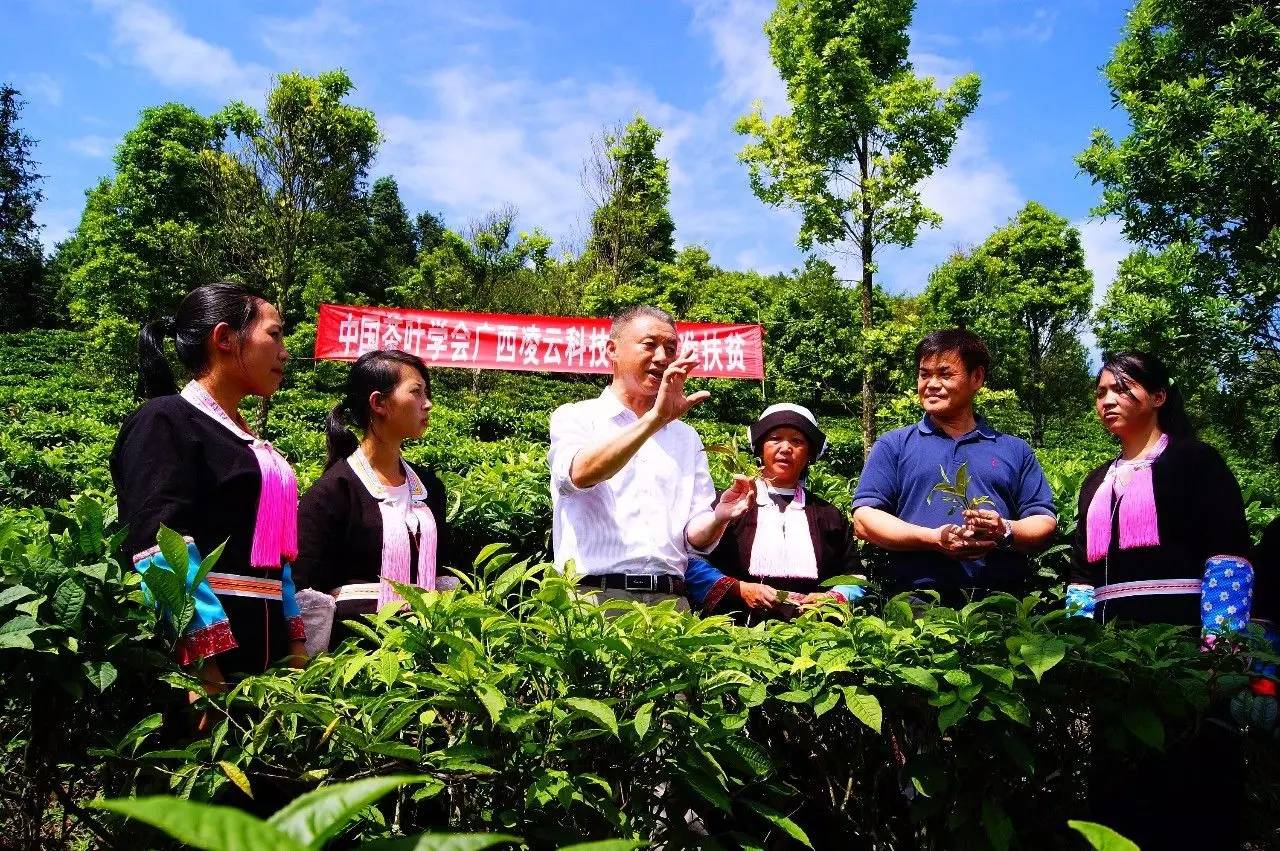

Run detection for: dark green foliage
[[1078, 0, 1280, 382], [0, 85, 45, 331], [110, 554, 1274, 848]]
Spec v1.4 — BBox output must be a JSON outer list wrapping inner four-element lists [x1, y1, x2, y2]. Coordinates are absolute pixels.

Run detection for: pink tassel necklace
[[347, 448, 438, 608], [1084, 432, 1169, 564], [180, 382, 298, 569]]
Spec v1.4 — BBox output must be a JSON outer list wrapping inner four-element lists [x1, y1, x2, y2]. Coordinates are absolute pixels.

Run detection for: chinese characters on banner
[[314, 304, 765, 379]]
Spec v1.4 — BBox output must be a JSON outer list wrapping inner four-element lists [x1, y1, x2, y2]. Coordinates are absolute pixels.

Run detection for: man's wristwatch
[[997, 518, 1015, 549]]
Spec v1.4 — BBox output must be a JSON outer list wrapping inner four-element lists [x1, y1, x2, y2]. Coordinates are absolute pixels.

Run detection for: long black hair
[[1098, 351, 1195, 441], [325, 350, 432, 469], [136, 283, 265, 399]]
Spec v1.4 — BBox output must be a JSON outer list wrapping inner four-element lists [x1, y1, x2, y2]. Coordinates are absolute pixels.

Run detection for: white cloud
[[875, 122, 1024, 292], [259, 1, 364, 69], [91, 0, 269, 102], [67, 135, 114, 158], [1074, 216, 1131, 308], [379, 66, 698, 243], [685, 0, 787, 112], [918, 123, 1023, 247], [975, 8, 1057, 46], [15, 72, 62, 107], [910, 51, 971, 88]]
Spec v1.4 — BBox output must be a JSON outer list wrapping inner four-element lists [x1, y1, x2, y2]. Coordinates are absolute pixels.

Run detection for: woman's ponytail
[[134, 283, 264, 400], [325, 402, 359, 469], [327, 350, 431, 468], [137, 316, 178, 399]]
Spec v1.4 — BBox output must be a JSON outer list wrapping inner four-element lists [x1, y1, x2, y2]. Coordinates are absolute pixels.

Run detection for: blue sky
[[6, 0, 1133, 303]]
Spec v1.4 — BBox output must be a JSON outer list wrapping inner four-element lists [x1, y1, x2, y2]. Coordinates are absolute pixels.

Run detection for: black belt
[[578, 574, 687, 595]]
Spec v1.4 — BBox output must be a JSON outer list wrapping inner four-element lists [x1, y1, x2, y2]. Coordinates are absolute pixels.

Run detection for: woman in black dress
[[111, 283, 306, 706], [1069, 352, 1262, 850], [697, 404, 862, 622], [294, 350, 451, 650]]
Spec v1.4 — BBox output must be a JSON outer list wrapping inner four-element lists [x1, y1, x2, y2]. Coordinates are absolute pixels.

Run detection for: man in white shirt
[[549, 305, 752, 608]]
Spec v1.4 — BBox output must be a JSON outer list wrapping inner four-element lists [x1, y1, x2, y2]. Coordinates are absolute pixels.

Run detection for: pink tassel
[[1085, 481, 1114, 564], [249, 443, 299, 569], [1085, 435, 1167, 563], [378, 508, 412, 608], [1118, 463, 1161, 551], [415, 504, 438, 591]]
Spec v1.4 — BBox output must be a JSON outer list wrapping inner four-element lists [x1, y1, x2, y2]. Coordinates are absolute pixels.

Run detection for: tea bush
[[2, 331, 1280, 847]]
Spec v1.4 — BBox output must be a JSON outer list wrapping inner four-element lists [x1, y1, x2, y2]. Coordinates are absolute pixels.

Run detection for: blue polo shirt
[[853, 415, 1056, 593]]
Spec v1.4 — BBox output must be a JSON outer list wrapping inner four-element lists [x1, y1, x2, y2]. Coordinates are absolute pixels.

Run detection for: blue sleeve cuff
[[1066, 584, 1096, 618]]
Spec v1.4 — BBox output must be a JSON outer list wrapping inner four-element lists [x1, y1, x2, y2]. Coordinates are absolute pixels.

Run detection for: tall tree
[[581, 115, 676, 314], [922, 202, 1093, 445], [396, 205, 559, 315], [1078, 0, 1280, 378], [0, 85, 45, 330], [736, 0, 980, 458], [209, 70, 380, 324], [361, 176, 416, 305], [56, 103, 224, 328]]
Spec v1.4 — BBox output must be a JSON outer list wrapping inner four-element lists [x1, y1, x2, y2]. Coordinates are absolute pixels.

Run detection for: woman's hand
[[189, 658, 227, 735], [738, 581, 780, 610]]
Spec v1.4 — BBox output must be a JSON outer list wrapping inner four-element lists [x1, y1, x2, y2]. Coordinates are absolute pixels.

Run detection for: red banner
[[314, 304, 765, 379]]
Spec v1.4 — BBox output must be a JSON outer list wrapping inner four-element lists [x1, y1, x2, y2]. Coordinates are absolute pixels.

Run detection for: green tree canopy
[[0, 85, 46, 330], [922, 201, 1093, 445], [209, 69, 381, 324], [581, 115, 676, 315], [1078, 0, 1280, 378], [55, 103, 224, 328], [736, 0, 980, 456]]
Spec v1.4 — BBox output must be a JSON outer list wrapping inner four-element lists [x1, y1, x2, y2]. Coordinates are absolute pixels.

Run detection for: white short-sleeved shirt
[[548, 388, 719, 577]]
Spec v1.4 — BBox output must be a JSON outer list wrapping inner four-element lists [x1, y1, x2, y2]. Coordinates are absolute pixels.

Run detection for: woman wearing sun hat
[[691, 403, 863, 621]]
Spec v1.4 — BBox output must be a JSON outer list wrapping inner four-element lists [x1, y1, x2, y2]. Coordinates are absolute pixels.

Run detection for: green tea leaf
[[474, 683, 506, 725], [1121, 706, 1165, 750], [84, 660, 117, 692], [1067, 820, 1141, 851], [52, 578, 85, 629], [94, 796, 306, 851], [743, 799, 812, 847], [156, 525, 191, 580], [937, 699, 969, 732], [362, 835, 520, 851], [268, 775, 433, 847], [981, 800, 1012, 851], [0, 584, 34, 608], [1020, 638, 1066, 682], [564, 698, 618, 737], [219, 761, 253, 799], [896, 667, 939, 693], [973, 664, 1015, 687], [842, 687, 883, 732], [633, 701, 654, 738]]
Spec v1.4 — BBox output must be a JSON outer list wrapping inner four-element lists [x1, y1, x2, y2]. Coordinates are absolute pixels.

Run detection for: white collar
[[754, 478, 806, 510], [181, 381, 260, 444], [348, 447, 427, 505]]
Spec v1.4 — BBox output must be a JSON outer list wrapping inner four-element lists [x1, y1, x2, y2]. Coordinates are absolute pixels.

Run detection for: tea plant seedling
[[926, 463, 994, 516]]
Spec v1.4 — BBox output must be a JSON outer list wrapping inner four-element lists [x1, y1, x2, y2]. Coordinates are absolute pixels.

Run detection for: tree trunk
[[859, 134, 877, 461], [1028, 320, 1044, 447]]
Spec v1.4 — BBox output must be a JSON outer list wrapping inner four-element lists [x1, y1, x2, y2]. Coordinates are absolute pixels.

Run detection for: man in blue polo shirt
[[853, 329, 1057, 601]]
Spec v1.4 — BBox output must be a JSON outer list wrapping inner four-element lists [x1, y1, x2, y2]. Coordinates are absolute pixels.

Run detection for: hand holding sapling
[[926, 462, 994, 515]]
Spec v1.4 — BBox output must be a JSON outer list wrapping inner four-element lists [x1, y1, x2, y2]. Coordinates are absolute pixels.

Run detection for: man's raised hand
[[652, 351, 710, 424]]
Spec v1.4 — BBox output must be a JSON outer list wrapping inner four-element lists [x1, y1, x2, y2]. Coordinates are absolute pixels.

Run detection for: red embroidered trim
[[286, 616, 306, 642], [176, 620, 237, 666], [703, 577, 738, 613]]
